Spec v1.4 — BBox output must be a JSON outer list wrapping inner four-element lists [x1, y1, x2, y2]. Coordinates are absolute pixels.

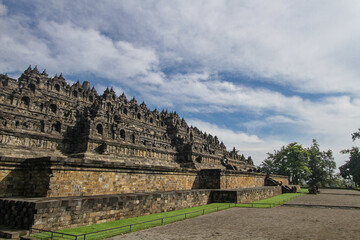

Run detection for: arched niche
[[52, 121, 61, 133], [21, 96, 30, 107], [120, 129, 126, 140], [96, 124, 103, 135], [73, 90, 78, 97], [49, 104, 57, 114], [28, 83, 36, 93]]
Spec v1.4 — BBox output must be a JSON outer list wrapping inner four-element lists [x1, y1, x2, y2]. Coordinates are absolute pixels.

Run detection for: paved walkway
[[109, 189, 360, 240], [284, 188, 360, 208]]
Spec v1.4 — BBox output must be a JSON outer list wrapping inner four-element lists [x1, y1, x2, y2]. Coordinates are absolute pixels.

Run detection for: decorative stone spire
[[119, 92, 128, 103], [140, 101, 147, 109], [82, 81, 91, 91], [25, 65, 32, 74], [42, 69, 48, 76], [33, 65, 39, 74], [130, 96, 137, 105], [76, 80, 82, 88], [91, 86, 98, 95]]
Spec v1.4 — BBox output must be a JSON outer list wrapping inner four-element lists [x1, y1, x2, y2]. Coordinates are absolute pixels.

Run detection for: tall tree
[[260, 143, 310, 184], [307, 139, 328, 187], [261, 140, 336, 186], [323, 150, 336, 186], [340, 129, 360, 187]]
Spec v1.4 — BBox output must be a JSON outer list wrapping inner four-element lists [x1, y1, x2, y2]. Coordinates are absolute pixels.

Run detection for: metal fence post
[[130, 225, 132, 232], [51, 232, 53, 240], [203, 209, 205, 215], [84, 234, 86, 240], [161, 218, 164, 225]]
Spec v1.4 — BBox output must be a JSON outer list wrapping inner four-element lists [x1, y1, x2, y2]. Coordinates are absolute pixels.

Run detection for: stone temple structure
[[0, 66, 288, 230]]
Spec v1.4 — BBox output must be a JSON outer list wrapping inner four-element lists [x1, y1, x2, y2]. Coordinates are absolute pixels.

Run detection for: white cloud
[[45, 0, 359, 95], [4, 1, 360, 94], [1, 0, 360, 168], [0, 2, 7, 16], [39, 21, 160, 81], [0, 16, 162, 84]]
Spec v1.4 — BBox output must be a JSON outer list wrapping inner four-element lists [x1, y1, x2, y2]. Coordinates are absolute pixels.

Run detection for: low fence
[[31, 195, 301, 240], [31, 204, 233, 240]]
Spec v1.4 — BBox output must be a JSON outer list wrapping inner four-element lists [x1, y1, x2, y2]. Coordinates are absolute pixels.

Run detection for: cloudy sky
[[1, 0, 360, 167]]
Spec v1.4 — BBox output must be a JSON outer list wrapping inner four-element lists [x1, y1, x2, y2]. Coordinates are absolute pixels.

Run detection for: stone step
[[20, 236, 37, 240], [0, 226, 29, 239]]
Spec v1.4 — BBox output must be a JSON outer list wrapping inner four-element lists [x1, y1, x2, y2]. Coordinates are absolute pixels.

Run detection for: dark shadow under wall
[[197, 169, 221, 189], [0, 157, 52, 198]]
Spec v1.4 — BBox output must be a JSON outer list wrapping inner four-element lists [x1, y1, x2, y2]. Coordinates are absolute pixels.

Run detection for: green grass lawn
[[297, 188, 308, 194], [32, 191, 305, 240], [235, 192, 303, 208], [32, 203, 233, 240]]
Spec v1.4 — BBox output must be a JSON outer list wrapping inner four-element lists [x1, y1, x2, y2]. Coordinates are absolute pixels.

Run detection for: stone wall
[[220, 171, 289, 189], [220, 172, 265, 189], [236, 186, 282, 203], [0, 186, 281, 230], [271, 176, 290, 186], [0, 157, 28, 197], [198, 169, 289, 190], [47, 167, 198, 197], [0, 157, 200, 198], [0, 157, 289, 198], [210, 186, 282, 203]]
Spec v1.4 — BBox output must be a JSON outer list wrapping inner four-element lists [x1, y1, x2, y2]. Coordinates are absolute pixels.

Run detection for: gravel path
[[109, 189, 360, 240]]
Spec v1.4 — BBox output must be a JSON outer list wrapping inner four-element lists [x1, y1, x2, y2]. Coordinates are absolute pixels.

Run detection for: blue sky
[[1, 0, 360, 167]]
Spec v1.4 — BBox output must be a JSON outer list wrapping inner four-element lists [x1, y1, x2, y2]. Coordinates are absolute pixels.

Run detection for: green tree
[[260, 158, 276, 174], [323, 150, 336, 186], [261, 140, 336, 186], [340, 129, 360, 187], [307, 139, 336, 188], [333, 173, 351, 188], [260, 142, 310, 184]]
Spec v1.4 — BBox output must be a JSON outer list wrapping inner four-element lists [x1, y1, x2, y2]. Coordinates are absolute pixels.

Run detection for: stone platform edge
[[0, 186, 281, 230]]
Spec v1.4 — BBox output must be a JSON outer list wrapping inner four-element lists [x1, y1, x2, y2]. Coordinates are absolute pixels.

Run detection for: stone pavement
[[109, 189, 360, 240], [284, 188, 360, 208]]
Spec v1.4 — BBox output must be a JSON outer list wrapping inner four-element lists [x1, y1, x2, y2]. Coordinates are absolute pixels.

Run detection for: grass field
[[235, 192, 304, 208], [33, 203, 233, 240], [297, 188, 308, 193], [33, 191, 305, 240]]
